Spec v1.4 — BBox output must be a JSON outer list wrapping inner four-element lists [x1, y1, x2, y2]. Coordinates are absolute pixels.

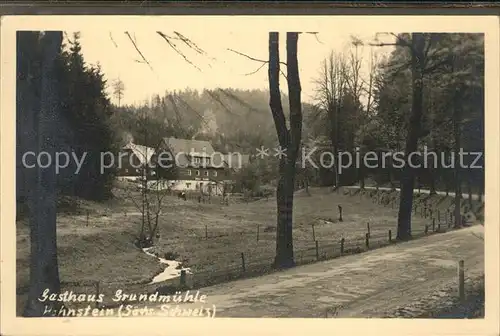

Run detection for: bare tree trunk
[[359, 166, 365, 189], [359, 150, 365, 190], [269, 32, 302, 269], [328, 110, 339, 190], [334, 101, 341, 189], [396, 33, 425, 241], [275, 161, 296, 268], [23, 31, 63, 317], [428, 78, 437, 196], [303, 167, 311, 196], [453, 81, 463, 228], [478, 179, 483, 202], [429, 168, 437, 195], [445, 154, 450, 196], [388, 154, 396, 190], [466, 174, 473, 207]]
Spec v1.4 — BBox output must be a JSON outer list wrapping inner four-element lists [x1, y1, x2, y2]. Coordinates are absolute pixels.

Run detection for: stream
[[142, 247, 192, 284]]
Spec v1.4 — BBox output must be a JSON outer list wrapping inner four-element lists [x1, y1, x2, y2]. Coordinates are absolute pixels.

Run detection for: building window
[[187, 169, 192, 176], [196, 170, 200, 176], [204, 171, 209, 177], [213, 171, 217, 177]]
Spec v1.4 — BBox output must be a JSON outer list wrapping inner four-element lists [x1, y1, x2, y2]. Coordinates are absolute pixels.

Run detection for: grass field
[[16, 182, 482, 313]]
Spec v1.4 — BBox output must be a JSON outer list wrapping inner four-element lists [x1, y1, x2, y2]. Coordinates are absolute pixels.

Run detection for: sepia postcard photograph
[[1, 12, 499, 336]]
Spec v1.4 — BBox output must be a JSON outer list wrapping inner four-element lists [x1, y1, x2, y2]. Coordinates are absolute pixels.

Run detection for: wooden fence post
[[438, 210, 441, 223], [311, 224, 316, 241], [425, 224, 428, 234], [241, 252, 246, 273], [365, 233, 370, 249], [86, 210, 89, 227], [430, 209, 433, 220], [458, 260, 465, 303], [367, 223, 371, 238], [180, 270, 187, 287], [256, 225, 260, 242], [388, 230, 392, 242], [95, 281, 100, 309], [205, 225, 208, 239], [424, 206, 427, 218], [338, 205, 343, 222], [432, 218, 436, 232], [438, 221, 441, 232], [340, 238, 345, 255], [315, 241, 319, 261]]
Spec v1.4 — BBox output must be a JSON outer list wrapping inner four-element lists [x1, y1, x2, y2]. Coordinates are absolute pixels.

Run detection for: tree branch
[[109, 32, 118, 48], [173, 31, 212, 59], [228, 48, 287, 66], [280, 69, 288, 81], [125, 31, 153, 71], [369, 42, 399, 47], [242, 62, 266, 76], [304, 32, 324, 44], [371, 33, 418, 55], [157, 31, 202, 72], [423, 57, 452, 75]]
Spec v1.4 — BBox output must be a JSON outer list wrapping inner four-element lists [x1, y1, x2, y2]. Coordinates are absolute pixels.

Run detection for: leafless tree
[[313, 51, 348, 189], [120, 110, 173, 247], [268, 32, 302, 269], [112, 78, 125, 107]]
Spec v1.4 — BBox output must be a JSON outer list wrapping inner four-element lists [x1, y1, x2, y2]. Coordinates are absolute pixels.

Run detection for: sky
[[25, 15, 488, 108], [74, 28, 394, 106]]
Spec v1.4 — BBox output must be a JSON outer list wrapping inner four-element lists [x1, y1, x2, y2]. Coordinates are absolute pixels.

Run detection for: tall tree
[[57, 32, 116, 201], [313, 52, 346, 188], [268, 32, 302, 269], [371, 33, 484, 237], [395, 33, 426, 240], [113, 78, 125, 107], [22, 31, 64, 317]]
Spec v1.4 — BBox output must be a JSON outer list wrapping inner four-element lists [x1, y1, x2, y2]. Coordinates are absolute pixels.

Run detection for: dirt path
[[153, 225, 483, 318]]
